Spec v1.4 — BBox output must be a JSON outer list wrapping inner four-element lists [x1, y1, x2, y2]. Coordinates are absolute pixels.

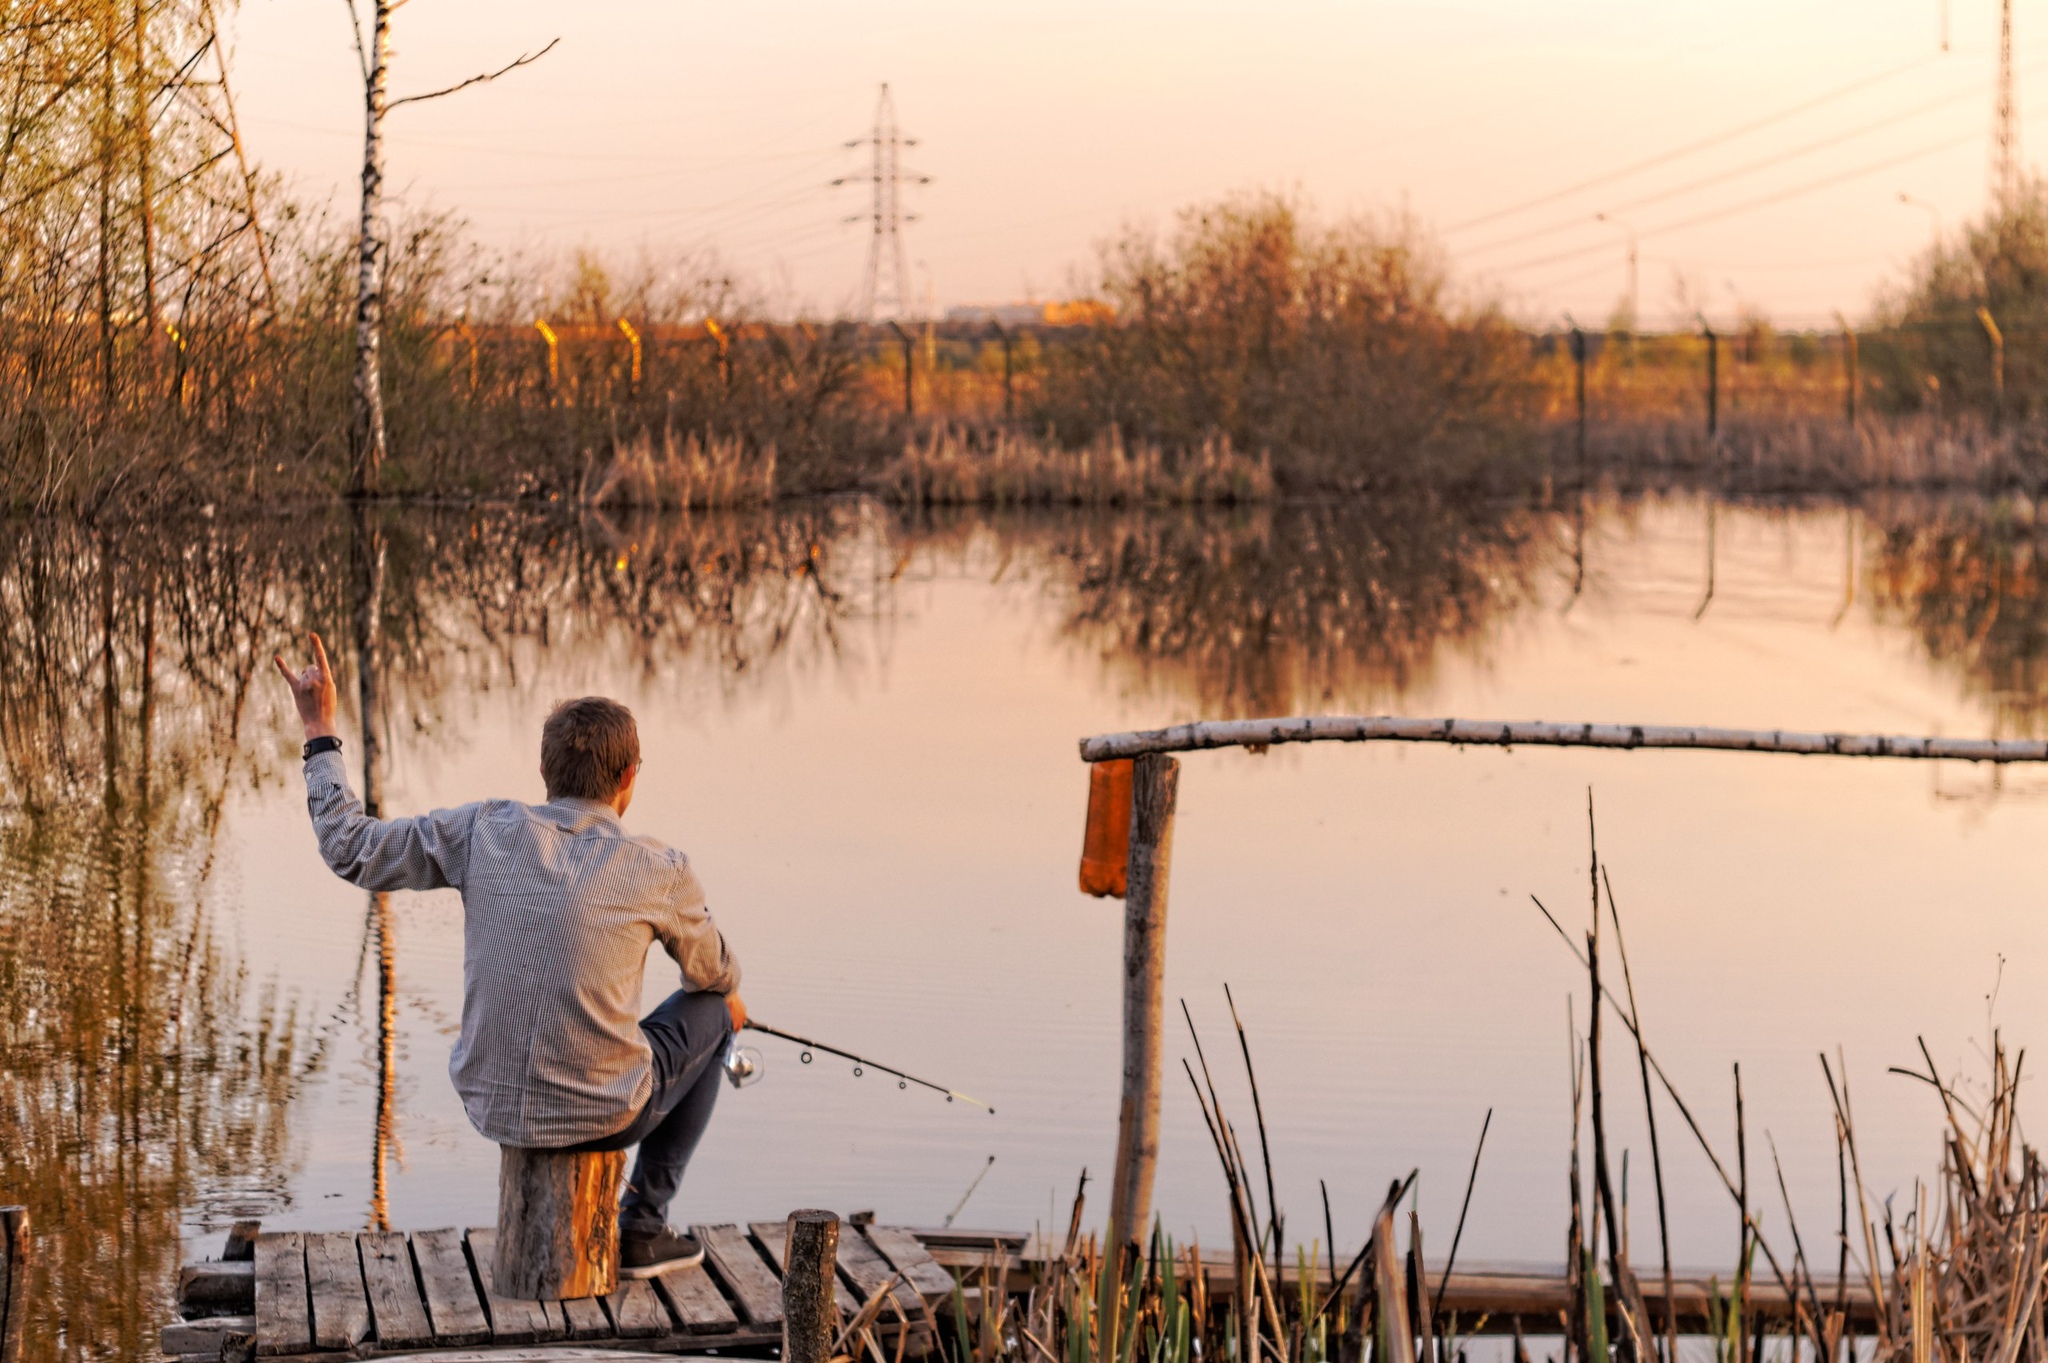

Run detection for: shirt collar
[[544, 796, 625, 828]]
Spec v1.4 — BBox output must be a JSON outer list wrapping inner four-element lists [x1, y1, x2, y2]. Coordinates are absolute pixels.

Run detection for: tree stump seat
[[493, 1146, 626, 1300]]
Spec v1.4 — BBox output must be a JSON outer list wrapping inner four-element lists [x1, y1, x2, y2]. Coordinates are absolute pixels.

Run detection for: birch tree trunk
[[350, 0, 392, 497]]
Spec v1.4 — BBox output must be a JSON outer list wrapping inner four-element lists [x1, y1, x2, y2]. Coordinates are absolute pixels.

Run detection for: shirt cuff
[[303, 747, 349, 785]]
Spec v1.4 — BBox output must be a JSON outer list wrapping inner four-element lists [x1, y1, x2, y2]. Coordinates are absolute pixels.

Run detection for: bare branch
[[342, 0, 368, 85], [387, 38, 558, 110]]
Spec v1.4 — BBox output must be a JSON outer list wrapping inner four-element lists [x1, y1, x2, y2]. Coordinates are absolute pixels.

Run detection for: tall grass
[[933, 836, 2048, 1363], [878, 428, 1275, 508], [582, 426, 778, 510]]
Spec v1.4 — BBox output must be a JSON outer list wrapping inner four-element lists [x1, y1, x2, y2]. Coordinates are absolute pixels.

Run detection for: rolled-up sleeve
[[302, 749, 482, 893], [656, 854, 741, 994]]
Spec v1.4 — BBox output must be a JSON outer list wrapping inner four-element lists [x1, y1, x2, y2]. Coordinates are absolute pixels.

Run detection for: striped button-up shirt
[[301, 749, 741, 1147]]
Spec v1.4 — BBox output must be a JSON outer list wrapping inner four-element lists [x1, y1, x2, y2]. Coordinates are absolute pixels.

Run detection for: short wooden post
[[494, 1147, 626, 1299], [782, 1210, 840, 1363], [1105, 752, 1179, 1257], [0, 1206, 27, 1363], [1703, 323, 1720, 437], [1569, 326, 1588, 470], [1836, 313, 1859, 427], [1979, 305, 2005, 432], [889, 319, 915, 416], [991, 322, 1015, 422]]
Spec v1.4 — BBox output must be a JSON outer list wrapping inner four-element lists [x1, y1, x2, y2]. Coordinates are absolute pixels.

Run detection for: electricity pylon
[[833, 83, 930, 321], [1994, 0, 2019, 206]]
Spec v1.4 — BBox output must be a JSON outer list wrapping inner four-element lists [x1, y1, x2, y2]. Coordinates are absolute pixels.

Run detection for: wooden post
[[1703, 324, 1719, 438], [890, 320, 915, 416], [1105, 752, 1179, 1256], [1979, 306, 2005, 432], [1570, 327, 1588, 472], [992, 322, 1015, 422], [1, 1206, 27, 1363], [782, 1210, 840, 1363], [1836, 313, 1859, 427], [494, 1147, 626, 1299]]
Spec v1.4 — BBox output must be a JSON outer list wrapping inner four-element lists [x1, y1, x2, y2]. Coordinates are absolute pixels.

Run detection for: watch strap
[[303, 735, 344, 761]]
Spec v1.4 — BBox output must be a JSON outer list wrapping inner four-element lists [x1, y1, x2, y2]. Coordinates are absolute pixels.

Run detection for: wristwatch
[[303, 735, 344, 761]]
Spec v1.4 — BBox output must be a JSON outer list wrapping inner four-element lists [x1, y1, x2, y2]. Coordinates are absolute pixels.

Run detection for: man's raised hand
[[273, 631, 340, 741]]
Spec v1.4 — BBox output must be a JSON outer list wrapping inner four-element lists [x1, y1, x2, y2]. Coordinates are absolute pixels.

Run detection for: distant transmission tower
[[1994, 0, 2019, 204], [833, 83, 930, 321]]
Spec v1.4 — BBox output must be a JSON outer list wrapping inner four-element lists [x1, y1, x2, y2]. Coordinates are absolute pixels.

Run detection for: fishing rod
[[730, 1020, 995, 1114]]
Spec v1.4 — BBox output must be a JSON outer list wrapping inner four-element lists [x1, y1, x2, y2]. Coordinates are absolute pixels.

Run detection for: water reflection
[[11, 493, 2048, 1356], [0, 523, 317, 1362], [1016, 500, 1557, 715], [1868, 498, 2048, 736]]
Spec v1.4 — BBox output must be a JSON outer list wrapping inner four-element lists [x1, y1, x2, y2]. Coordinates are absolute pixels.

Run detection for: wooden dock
[[166, 1217, 1882, 1361], [164, 1219, 990, 1361]]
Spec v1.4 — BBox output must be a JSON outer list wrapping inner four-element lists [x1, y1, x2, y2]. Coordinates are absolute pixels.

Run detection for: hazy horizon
[[229, 0, 2032, 329]]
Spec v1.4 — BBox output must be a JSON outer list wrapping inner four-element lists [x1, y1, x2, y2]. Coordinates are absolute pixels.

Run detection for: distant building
[[943, 303, 1053, 325], [942, 301, 1113, 326]]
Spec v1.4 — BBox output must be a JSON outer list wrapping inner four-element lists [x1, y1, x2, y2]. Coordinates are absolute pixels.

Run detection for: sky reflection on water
[[9, 492, 2048, 1358]]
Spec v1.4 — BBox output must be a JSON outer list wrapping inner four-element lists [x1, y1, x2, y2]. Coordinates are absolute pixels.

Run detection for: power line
[[1460, 75, 1998, 259], [1445, 52, 1939, 235], [1492, 127, 1979, 277]]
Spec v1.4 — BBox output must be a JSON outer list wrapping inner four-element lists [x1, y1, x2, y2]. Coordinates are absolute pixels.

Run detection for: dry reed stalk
[[1431, 1109, 1491, 1323], [1602, 868, 1679, 1363], [1567, 1008, 1589, 1363], [1224, 984, 1284, 1266]]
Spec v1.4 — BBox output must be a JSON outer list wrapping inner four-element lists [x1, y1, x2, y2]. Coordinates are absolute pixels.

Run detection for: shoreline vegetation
[[14, 0, 2048, 515], [989, 842, 2035, 1363]]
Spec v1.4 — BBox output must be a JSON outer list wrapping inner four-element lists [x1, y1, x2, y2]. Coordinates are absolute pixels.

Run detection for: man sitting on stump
[[276, 632, 743, 1279]]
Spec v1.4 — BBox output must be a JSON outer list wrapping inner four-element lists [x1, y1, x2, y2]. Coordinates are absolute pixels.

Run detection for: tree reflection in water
[[0, 503, 879, 1359], [17, 493, 2045, 1358], [1000, 500, 1556, 716], [1869, 498, 2048, 738], [0, 525, 317, 1362]]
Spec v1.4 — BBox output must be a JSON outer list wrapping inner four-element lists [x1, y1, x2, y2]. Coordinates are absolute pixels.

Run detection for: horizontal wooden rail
[[1079, 715, 2048, 765]]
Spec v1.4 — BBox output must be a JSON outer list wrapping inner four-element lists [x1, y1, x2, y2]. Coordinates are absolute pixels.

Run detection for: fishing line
[[741, 1020, 995, 1113]]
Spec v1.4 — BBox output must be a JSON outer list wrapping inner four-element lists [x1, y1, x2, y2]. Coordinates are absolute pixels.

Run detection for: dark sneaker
[[620, 1226, 704, 1278]]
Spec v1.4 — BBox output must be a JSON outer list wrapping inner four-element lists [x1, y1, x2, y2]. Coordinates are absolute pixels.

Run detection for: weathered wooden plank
[[360, 1230, 434, 1349], [252, 1231, 311, 1357], [865, 1226, 957, 1299], [305, 1230, 371, 1349], [465, 1227, 563, 1344], [557, 1294, 613, 1340], [414, 1227, 491, 1345], [693, 1223, 783, 1327], [833, 1223, 915, 1317], [223, 1220, 261, 1261], [160, 1314, 256, 1356], [344, 1342, 671, 1350], [747, 1220, 792, 1273], [1, 1206, 28, 1363], [651, 1263, 738, 1335], [179, 1258, 256, 1313], [604, 1278, 671, 1338]]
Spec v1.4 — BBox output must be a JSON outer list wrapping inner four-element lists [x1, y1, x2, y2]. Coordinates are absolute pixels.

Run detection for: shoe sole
[[622, 1248, 705, 1279]]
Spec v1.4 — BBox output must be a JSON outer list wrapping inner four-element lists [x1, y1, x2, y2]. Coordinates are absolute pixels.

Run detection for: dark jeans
[[568, 988, 730, 1234]]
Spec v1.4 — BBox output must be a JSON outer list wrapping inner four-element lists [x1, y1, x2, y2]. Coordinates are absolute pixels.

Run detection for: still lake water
[[8, 491, 2048, 1356]]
